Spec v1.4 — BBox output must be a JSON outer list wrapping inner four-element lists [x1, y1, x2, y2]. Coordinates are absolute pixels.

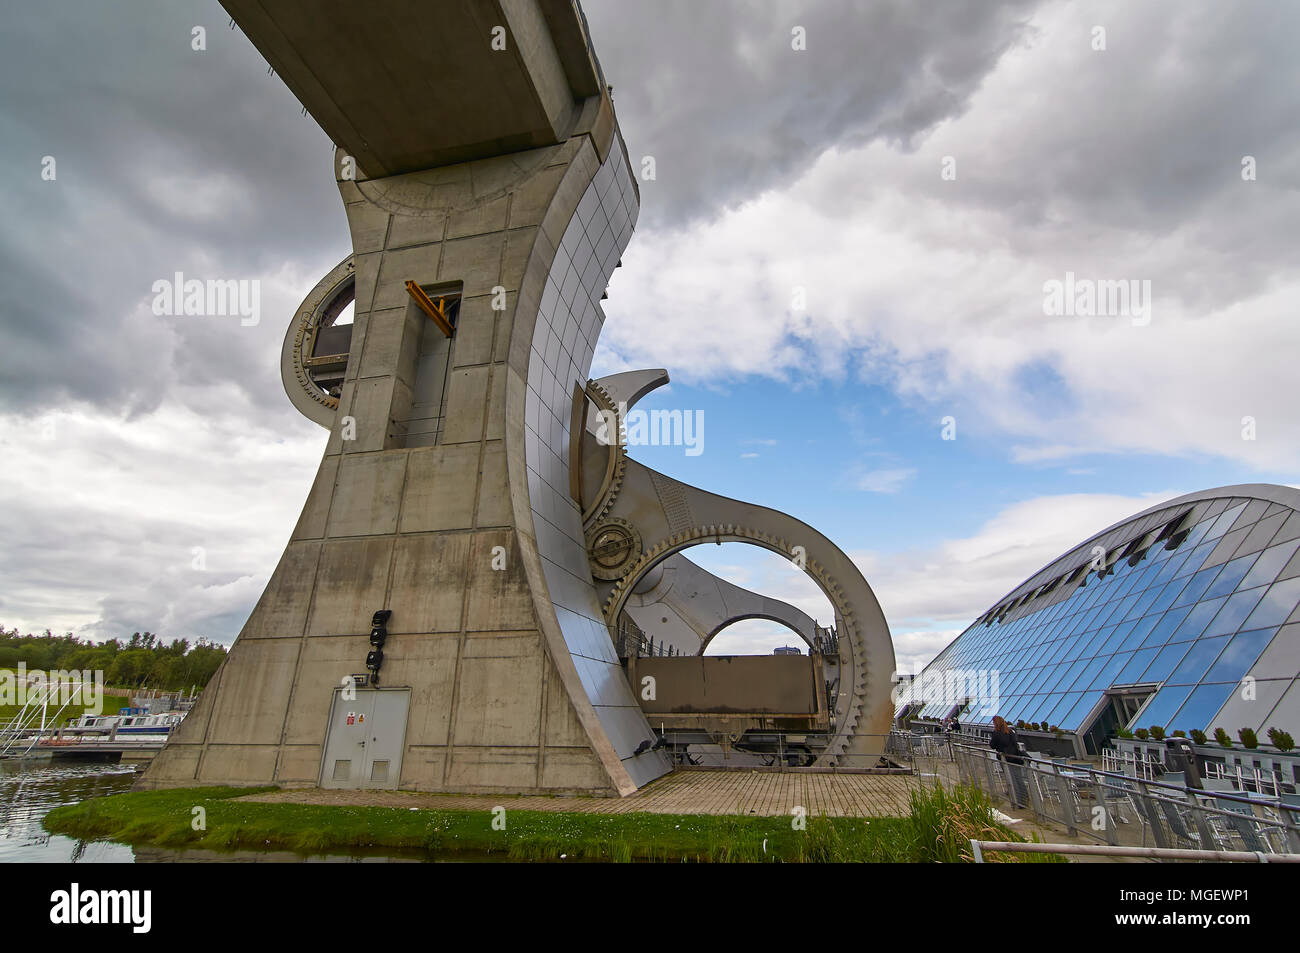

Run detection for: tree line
[[0, 627, 226, 692]]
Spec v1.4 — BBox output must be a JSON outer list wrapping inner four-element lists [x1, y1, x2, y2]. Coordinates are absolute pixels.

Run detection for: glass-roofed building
[[900, 485, 1300, 755]]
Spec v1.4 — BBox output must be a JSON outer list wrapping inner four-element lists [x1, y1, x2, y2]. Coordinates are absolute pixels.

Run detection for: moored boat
[[66, 708, 185, 736]]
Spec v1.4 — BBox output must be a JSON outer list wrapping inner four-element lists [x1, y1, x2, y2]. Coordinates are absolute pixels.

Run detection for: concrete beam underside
[[219, 0, 604, 176]]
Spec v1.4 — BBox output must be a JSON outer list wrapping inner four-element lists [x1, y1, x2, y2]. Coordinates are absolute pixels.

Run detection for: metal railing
[[953, 742, 1300, 856], [0, 682, 84, 758], [615, 617, 685, 658], [616, 618, 841, 660], [1101, 747, 1164, 781], [971, 840, 1300, 863], [887, 729, 964, 761], [812, 625, 839, 657], [1100, 746, 1291, 796], [1203, 759, 1287, 797]]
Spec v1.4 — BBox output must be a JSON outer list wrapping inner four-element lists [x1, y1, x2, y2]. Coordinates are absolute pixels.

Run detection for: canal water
[[1, 759, 138, 862], [0, 759, 495, 863]]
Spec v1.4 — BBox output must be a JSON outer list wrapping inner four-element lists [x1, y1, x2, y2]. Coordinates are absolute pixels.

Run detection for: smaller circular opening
[[705, 619, 807, 656]]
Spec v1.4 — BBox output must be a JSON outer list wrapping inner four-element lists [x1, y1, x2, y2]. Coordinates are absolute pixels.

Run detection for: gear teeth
[[289, 257, 353, 414], [583, 379, 630, 524]]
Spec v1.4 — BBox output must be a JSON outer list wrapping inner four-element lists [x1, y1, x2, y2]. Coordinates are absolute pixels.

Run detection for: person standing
[[990, 715, 1028, 808]]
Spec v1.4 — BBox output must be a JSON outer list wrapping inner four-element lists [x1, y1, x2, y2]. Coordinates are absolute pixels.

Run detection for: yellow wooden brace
[[405, 280, 455, 337]]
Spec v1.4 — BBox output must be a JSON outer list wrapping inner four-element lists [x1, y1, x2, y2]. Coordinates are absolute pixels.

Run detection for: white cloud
[[892, 628, 964, 677], [144, 171, 250, 225], [858, 489, 1185, 671], [599, 0, 1300, 471], [583, 0, 1040, 227], [855, 467, 916, 494], [0, 397, 323, 643]]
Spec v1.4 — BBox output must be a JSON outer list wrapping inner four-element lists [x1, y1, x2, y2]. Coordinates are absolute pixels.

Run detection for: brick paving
[[240, 768, 922, 818]]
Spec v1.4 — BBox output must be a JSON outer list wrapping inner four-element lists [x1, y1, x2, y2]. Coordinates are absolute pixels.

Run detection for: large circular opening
[[615, 541, 842, 768], [619, 541, 835, 657]]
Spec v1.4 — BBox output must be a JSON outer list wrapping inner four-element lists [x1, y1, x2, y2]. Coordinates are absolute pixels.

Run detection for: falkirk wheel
[[140, 1, 896, 796]]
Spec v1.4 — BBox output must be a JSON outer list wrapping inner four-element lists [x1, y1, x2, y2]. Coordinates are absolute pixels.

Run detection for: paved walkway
[[238, 764, 1142, 860], [241, 769, 922, 818]]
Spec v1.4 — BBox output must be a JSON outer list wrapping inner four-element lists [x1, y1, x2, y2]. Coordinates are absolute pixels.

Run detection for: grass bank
[[43, 782, 1061, 862]]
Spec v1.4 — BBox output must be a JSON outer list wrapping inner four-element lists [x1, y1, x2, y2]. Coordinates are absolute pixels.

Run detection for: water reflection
[[1, 759, 509, 863], [0, 758, 138, 862]]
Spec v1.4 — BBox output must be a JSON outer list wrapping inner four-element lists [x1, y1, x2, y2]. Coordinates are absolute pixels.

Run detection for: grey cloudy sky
[[1, 1, 1296, 670]]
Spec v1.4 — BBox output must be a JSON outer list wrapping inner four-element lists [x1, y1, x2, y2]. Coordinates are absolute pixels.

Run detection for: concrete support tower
[[141, 0, 897, 797]]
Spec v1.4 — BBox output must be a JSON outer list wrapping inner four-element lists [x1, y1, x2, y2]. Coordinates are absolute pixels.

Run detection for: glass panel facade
[[1168, 684, 1236, 732], [1138, 685, 1194, 728], [1203, 627, 1275, 684], [899, 492, 1300, 742]]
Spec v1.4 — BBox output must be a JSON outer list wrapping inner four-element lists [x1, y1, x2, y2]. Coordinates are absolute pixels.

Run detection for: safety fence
[[1100, 746, 1290, 795], [952, 742, 1300, 856], [970, 840, 1300, 863]]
